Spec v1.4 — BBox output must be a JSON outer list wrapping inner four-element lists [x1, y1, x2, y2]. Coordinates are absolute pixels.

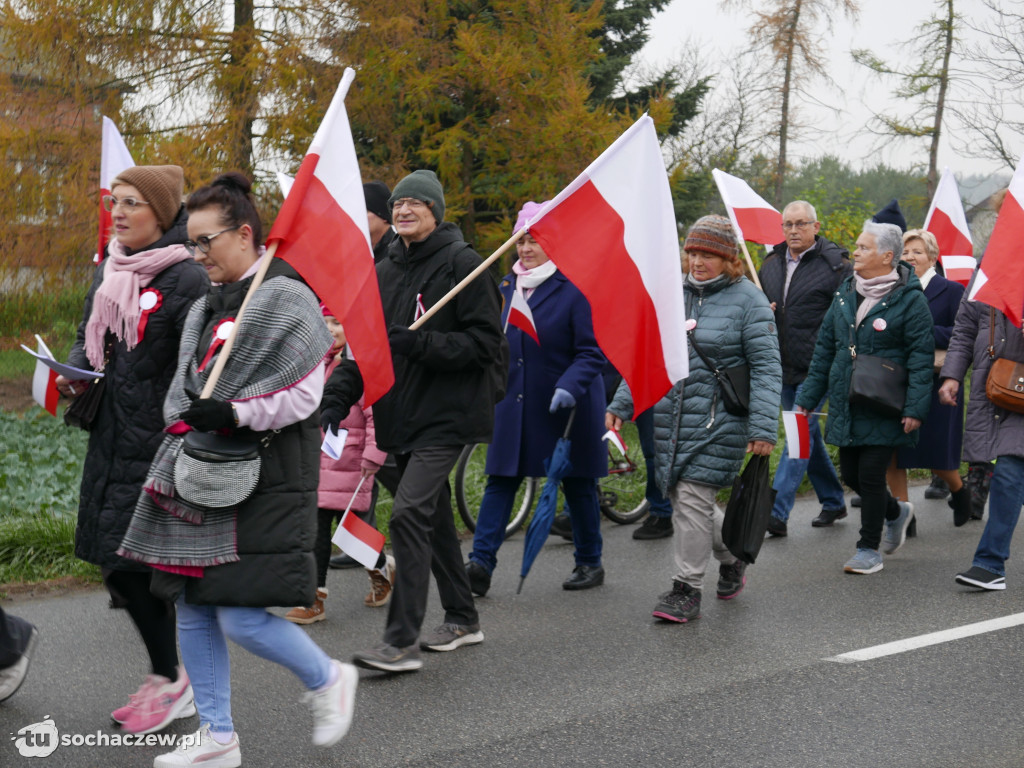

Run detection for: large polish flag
[[331, 508, 385, 569], [96, 117, 135, 263], [712, 169, 784, 246], [525, 115, 688, 415], [968, 153, 1024, 328], [924, 167, 975, 285], [266, 68, 394, 405]]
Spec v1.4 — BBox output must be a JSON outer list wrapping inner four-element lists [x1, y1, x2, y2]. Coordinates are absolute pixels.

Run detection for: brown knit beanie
[[111, 165, 184, 232], [683, 214, 739, 260]]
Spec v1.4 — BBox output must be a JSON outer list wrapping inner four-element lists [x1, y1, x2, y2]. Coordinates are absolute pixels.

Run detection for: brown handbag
[[984, 308, 1024, 414]]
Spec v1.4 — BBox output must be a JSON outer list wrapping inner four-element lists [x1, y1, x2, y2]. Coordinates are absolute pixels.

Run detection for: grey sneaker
[[955, 565, 1006, 591], [652, 581, 702, 622], [351, 643, 423, 673], [881, 501, 913, 554], [419, 623, 484, 652], [844, 548, 883, 574], [716, 560, 747, 600]]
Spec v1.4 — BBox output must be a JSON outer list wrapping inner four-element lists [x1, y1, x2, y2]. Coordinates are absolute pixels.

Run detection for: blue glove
[[549, 388, 576, 413]]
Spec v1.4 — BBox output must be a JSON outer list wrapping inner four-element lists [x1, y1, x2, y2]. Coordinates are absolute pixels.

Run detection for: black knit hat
[[363, 181, 391, 224], [683, 214, 739, 260], [872, 198, 907, 233], [388, 170, 445, 223]]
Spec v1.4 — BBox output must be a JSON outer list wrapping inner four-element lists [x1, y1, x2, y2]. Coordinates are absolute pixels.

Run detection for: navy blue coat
[[484, 271, 608, 479], [897, 272, 966, 470]]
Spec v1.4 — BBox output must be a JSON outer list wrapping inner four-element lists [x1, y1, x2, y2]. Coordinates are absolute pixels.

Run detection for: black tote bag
[[721, 454, 777, 565]]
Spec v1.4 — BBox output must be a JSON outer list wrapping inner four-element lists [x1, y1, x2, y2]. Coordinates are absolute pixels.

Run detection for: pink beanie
[[515, 200, 549, 233]]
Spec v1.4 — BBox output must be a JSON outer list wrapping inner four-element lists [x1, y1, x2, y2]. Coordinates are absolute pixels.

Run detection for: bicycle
[[454, 420, 650, 536]]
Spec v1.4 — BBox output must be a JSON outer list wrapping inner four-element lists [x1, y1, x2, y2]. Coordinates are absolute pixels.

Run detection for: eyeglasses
[[392, 198, 428, 212], [184, 225, 241, 256], [782, 220, 816, 230], [102, 195, 151, 212]]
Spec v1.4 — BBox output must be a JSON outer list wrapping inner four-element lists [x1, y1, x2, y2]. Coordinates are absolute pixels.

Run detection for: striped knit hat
[[683, 214, 739, 260]]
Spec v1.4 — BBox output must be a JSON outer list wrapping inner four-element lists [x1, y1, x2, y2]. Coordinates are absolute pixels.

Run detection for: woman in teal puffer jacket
[[608, 215, 781, 624], [797, 220, 934, 576]]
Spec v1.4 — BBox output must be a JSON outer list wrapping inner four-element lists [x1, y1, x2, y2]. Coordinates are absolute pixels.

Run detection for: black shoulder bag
[[687, 331, 750, 418], [847, 325, 907, 418]]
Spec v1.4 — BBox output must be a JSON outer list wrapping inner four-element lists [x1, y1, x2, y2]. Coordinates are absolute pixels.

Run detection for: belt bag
[[687, 331, 750, 417], [847, 327, 907, 418], [984, 307, 1024, 415], [174, 431, 263, 509]]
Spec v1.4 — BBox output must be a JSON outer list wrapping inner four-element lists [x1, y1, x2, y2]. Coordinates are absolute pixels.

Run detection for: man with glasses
[[759, 200, 852, 536], [321, 170, 505, 672]]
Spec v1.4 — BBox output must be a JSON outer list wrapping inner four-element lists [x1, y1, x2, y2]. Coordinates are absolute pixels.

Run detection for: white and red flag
[[968, 154, 1024, 327], [712, 169, 784, 246], [524, 115, 688, 415], [782, 411, 810, 460], [331, 508, 385, 569], [506, 289, 539, 344], [602, 427, 627, 457], [924, 167, 974, 286], [266, 68, 394, 405], [30, 337, 60, 417], [97, 117, 135, 263]]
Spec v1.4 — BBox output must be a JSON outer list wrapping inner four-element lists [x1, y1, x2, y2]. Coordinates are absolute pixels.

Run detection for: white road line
[[827, 612, 1024, 663]]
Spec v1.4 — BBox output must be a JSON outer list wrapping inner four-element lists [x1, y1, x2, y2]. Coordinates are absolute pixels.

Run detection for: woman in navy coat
[[466, 202, 607, 595], [887, 229, 970, 525]]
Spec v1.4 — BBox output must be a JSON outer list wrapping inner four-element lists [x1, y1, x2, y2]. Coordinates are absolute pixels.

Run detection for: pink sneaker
[[112, 676, 159, 724], [120, 668, 196, 735]]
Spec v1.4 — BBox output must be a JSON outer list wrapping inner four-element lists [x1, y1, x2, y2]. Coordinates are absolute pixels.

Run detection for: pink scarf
[[84, 239, 192, 369], [854, 269, 900, 328]]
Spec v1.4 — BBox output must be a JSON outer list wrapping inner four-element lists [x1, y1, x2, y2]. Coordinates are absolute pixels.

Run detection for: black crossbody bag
[[687, 331, 750, 417], [847, 325, 907, 418]]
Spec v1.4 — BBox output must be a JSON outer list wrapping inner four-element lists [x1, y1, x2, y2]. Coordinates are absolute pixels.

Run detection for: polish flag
[[924, 167, 975, 286], [506, 289, 539, 344], [331, 508, 385, 569], [97, 117, 135, 263], [525, 115, 688, 415], [968, 154, 1024, 328], [30, 338, 60, 417], [782, 411, 810, 460], [712, 169, 784, 246], [603, 427, 627, 457], [267, 69, 394, 405]]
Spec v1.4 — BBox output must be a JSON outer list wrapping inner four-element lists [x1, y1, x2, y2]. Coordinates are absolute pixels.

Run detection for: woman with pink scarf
[[57, 165, 208, 735]]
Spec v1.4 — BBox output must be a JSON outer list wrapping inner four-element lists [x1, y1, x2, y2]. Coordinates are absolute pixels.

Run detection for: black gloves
[[388, 325, 418, 356], [181, 390, 236, 432], [320, 407, 344, 435]]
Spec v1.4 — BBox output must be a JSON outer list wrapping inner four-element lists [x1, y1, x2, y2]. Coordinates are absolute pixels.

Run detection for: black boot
[[924, 475, 950, 499], [966, 463, 993, 521], [949, 480, 971, 527]]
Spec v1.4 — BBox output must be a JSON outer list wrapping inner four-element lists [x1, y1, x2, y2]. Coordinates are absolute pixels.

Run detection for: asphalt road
[[3, 484, 1023, 768]]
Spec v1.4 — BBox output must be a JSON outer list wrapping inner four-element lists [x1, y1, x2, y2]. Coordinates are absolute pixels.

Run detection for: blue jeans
[[635, 409, 672, 519], [772, 382, 846, 521], [176, 599, 332, 734], [470, 475, 603, 572], [972, 455, 1024, 577]]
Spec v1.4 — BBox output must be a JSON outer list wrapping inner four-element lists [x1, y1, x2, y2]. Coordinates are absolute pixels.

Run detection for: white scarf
[[854, 269, 900, 328], [512, 259, 558, 297]]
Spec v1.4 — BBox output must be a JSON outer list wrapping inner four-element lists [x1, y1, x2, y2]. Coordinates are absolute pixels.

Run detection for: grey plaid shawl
[[118, 271, 332, 568]]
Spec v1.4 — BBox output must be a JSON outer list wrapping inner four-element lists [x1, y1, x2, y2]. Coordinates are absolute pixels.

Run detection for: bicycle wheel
[[599, 420, 650, 524], [454, 443, 537, 537]]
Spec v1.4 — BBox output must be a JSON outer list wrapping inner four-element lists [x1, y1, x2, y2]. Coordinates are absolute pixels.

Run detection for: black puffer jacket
[[67, 209, 209, 570], [324, 222, 505, 454], [759, 235, 852, 386]]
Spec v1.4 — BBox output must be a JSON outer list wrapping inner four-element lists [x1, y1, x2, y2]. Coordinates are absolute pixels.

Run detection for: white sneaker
[[303, 659, 358, 747], [153, 724, 241, 768]]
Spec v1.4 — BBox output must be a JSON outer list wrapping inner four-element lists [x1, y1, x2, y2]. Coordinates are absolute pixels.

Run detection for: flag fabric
[[968, 153, 1024, 328], [266, 68, 394, 405], [603, 427, 626, 457], [924, 167, 975, 286], [506, 289, 539, 344], [331, 508, 385, 569], [31, 340, 60, 417], [712, 169, 784, 246], [525, 115, 688, 415], [97, 117, 135, 263], [781, 411, 810, 460]]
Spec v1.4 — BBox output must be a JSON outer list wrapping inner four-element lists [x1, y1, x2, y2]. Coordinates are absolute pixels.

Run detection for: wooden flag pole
[[199, 241, 279, 399], [738, 239, 764, 291], [409, 228, 527, 331]]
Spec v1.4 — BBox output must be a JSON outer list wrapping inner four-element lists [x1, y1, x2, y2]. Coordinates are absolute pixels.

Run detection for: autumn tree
[[852, 0, 960, 198], [724, 0, 859, 207]]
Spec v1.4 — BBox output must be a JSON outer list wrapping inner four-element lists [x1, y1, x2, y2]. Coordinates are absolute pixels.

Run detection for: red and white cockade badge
[[197, 318, 236, 373], [873, 318, 887, 331], [137, 288, 163, 343], [685, 318, 697, 331]]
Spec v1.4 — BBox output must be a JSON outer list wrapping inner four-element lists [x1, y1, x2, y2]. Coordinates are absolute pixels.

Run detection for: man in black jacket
[[322, 170, 506, 673], [759, 200, 852, 536]]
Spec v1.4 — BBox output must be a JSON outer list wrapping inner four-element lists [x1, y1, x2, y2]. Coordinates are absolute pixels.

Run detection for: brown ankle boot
[[285, 588, 327, 624]]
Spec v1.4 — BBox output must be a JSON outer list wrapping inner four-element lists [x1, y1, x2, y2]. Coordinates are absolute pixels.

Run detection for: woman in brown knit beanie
[[55, 165, 209, 735]]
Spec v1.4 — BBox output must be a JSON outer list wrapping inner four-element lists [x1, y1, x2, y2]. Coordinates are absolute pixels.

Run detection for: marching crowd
[[1, 164, 1023, 768]]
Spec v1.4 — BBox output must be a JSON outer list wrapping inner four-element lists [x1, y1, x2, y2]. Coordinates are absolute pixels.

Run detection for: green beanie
[[388, 170, 445, 223]]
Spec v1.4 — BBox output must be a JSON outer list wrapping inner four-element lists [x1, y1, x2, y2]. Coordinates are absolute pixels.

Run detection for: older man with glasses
[[758, 200, 853, 536]]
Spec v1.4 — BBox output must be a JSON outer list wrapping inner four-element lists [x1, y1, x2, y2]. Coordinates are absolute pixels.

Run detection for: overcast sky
[[641, 0, 1012, 180]]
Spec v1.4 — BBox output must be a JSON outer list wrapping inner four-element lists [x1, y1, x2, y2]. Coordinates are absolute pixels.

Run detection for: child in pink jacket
[[286, 312, 394, 624]]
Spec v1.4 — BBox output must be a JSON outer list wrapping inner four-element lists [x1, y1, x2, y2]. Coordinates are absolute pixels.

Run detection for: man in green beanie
[[322, 169, 506, 672]]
